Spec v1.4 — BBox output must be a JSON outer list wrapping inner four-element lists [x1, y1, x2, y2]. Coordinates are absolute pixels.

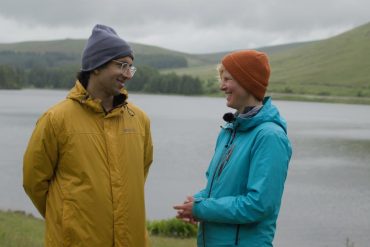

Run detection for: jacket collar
[[67, 80, 128, 114], [223, 97, 288, 133]]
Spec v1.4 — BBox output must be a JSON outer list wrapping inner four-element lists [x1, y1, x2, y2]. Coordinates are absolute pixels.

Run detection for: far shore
[[1, 88, 370, 105], [268, 92, 370, 105]]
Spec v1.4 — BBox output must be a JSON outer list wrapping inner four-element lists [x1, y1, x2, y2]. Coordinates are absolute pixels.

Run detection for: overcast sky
[[0, 0, 369, 54]]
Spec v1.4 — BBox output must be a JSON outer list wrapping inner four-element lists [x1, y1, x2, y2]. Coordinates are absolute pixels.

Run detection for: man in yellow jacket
[[23, 24, 153, 247]]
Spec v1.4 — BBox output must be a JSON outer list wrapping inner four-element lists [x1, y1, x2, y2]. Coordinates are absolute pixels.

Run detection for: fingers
[[176, 214, 198, 225], [173, 205, 183, 210], [173, 197, 197, 224], [174, 204, 192, 219], [186, 196, 194, 202], [189, 218, 198, 225]]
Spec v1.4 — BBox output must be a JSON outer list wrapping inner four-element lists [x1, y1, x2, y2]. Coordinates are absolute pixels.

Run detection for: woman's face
[[219, 69, 254, 112]]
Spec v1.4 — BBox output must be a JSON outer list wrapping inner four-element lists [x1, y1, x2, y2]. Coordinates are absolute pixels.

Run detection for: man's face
[[95, 56, 134, 97]]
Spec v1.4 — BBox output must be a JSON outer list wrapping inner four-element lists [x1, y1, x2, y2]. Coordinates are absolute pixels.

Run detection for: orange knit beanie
[[221, 50, 270, 101]]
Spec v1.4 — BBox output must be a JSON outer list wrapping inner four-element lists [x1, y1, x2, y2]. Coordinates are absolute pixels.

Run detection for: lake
[[0, 89, 369, 247]]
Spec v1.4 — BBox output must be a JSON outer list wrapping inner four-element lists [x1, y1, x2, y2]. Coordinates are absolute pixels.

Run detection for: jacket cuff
[[192, 197, 204, 220]]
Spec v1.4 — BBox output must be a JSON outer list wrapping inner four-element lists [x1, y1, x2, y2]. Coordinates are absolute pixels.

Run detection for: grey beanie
[[81, 24, 133, 71]]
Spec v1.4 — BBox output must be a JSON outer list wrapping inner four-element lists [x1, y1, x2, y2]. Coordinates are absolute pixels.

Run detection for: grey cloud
[[2, 0, 369, 30], [0, 0, 369, 52]]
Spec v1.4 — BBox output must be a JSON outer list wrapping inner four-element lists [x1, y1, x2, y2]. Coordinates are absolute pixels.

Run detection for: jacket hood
[[67, 81, 128, 113], [225, 97, 288, 133]]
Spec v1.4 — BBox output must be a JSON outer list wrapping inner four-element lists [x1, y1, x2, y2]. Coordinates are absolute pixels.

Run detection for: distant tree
[[179, 75, 203, 95], [0, 51, 79, 70], [126, 66, 203, 95], [0, 56, 204, 95], [0, 65, 22, 89], [28, 67, 49, 88], [126, 66, 159, 91]]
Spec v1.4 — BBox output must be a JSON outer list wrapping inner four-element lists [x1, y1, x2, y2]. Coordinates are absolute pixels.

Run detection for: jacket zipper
[[203, 148, 227, 247], [202, 127, 236, 247], [217, 145, 234, 177], [235, 224, 240, 245], [217, 127, 236, 178]]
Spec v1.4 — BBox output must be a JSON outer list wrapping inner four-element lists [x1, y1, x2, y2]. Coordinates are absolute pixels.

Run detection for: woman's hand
[[173, 196, 198, 224]]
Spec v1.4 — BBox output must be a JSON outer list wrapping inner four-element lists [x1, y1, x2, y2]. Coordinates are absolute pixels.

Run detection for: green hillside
[[164, 22, 370, 99], [268, 22, 370, 97], [1, 21, 370, 101], [189, 41, 314, 65], [0, 39, 85, 54], [0, 39, 210, 68], [0, 39, 183, 56], [160, 42, 321, 80]]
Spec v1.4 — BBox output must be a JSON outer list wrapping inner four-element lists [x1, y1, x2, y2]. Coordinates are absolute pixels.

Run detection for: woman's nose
[[219, 80, 226, 90]]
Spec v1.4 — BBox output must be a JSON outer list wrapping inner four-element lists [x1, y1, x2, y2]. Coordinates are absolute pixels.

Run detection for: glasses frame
[[112, 60, 137, 77]]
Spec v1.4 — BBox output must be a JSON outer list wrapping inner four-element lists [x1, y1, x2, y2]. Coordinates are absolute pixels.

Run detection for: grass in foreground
[[150, 236, 196, 247], [0, 210, 44, 247], [0, 210, 196, 247]]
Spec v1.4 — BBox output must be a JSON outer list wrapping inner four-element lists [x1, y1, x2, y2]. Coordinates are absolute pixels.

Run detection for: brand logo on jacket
[[123, 128, 136, 133]]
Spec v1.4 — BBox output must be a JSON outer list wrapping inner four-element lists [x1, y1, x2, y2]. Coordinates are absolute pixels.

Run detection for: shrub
[[147, 218, 197, 238]]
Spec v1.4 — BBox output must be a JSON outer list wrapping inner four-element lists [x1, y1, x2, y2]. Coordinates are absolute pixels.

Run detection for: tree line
[[0, 64, 206, 95], [0, 50, 208, 94]]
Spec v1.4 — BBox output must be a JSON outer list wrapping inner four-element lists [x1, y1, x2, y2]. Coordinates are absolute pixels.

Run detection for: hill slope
[[268, 21, 370, 96], [0, 21, 370, 98], [0, 39, 212, 67], [164, 22, 370, 97]]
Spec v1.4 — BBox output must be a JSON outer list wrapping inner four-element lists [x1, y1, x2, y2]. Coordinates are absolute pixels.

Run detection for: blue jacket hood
[[225, 97, 288, 134]]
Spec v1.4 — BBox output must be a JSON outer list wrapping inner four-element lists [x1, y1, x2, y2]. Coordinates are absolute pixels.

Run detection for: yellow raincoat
[[23, 81, 153, 246]]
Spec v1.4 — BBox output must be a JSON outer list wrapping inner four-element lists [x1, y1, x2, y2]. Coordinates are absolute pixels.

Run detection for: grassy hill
[[0, 36, 313, 71], [0, 39, 85, 54], [163, 22, 370, 99], [160, 41, 318, 80], [268, 22, 370, 97], [0, 39, 211, 67], [1, 21, 370, 101], [0, 39, 184, 56]]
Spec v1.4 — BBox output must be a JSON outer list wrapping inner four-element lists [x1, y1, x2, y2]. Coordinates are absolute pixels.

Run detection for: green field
[[162, 22, 370, 99], [0, 210, 196, 247], [267, 22, 370, 98], [0, 210, 44, 247]]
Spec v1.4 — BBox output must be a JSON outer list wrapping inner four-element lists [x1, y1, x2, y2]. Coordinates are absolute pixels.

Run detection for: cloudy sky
[[0, 0, 369, 54]]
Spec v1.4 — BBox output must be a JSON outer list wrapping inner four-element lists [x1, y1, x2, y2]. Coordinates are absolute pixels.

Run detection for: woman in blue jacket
[[174, 50, 292, 247]]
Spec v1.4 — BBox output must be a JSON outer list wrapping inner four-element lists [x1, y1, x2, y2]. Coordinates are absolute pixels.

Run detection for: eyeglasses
[[112, 60, 137, 77]]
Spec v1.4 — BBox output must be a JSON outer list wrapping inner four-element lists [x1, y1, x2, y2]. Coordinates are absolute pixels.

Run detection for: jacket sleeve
[[23, 112, 59, 218], [193, 169, 209, 199], [193, 129, 292, 224], [143, 117, 153, 182]]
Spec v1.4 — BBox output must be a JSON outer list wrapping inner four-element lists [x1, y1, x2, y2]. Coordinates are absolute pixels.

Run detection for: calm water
[[1, 89, 370, 247]]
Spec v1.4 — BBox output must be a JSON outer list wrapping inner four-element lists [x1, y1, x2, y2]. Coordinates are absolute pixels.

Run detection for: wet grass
[[0, 210, 196, 247]]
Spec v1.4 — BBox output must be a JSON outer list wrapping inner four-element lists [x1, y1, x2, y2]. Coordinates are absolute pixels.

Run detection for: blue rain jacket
[[193, 97, 292, 247]]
